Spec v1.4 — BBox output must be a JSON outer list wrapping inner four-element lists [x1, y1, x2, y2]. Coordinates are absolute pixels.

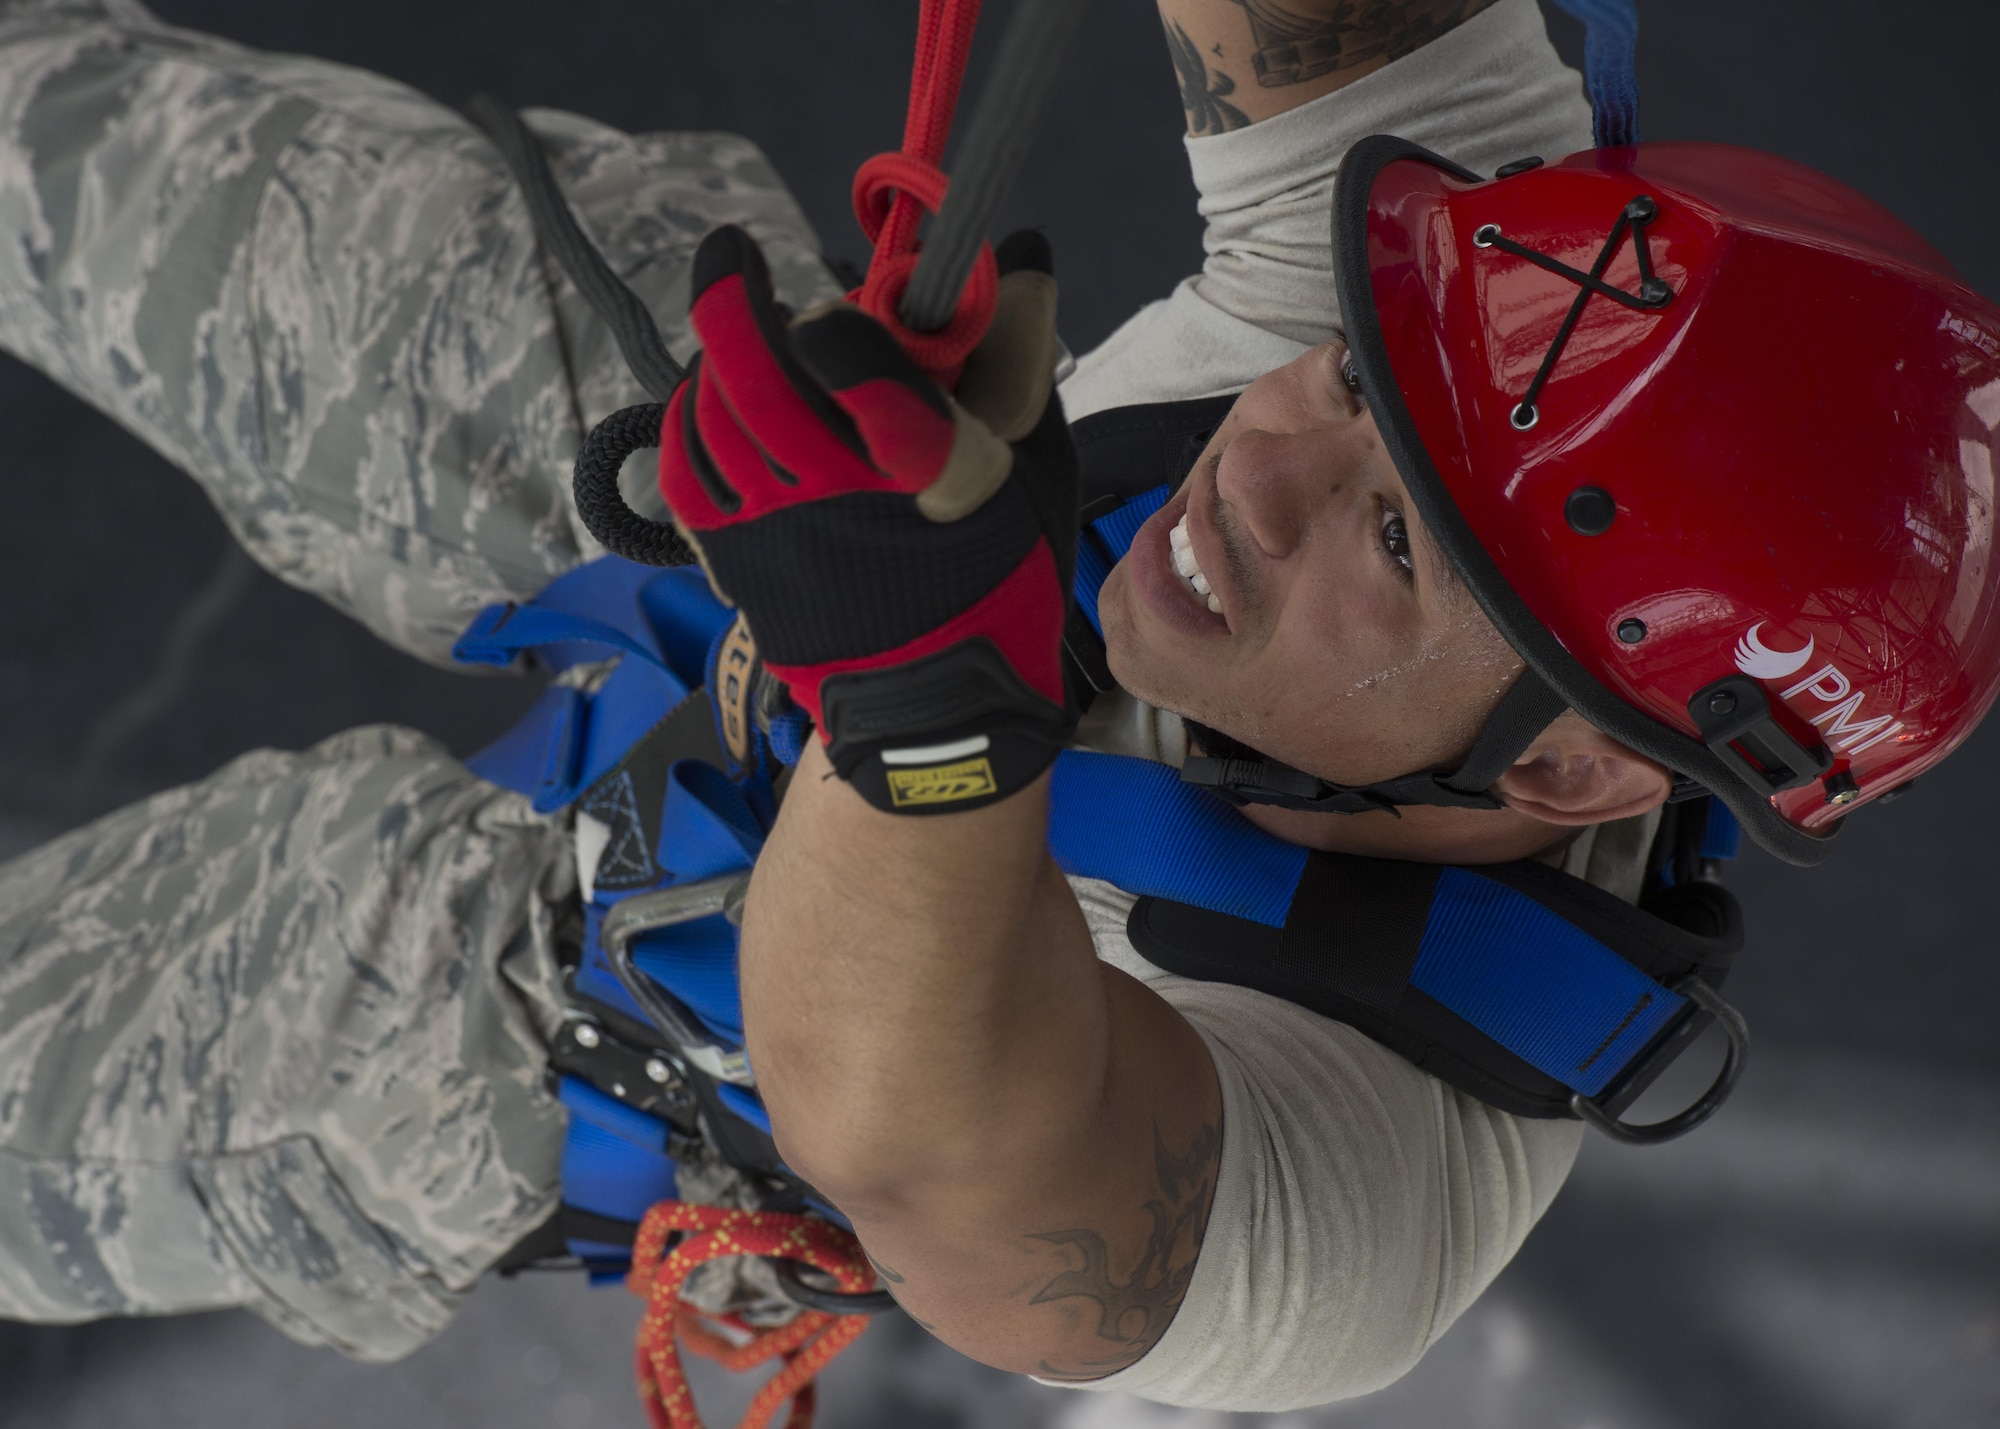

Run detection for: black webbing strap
[[465, 95, 687, 401], [1181, 669, 1570, 816], [1433, 668, 1572, 797]]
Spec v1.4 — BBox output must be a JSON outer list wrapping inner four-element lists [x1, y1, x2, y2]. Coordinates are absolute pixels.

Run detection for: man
[[0, 0, 1992, 1416]]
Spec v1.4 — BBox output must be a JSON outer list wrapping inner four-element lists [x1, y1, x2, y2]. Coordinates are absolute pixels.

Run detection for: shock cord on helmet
[[1473, 195, 1673, 432]]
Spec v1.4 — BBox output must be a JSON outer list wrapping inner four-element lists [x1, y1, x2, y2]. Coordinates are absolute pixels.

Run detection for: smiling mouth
[[1169, 512, 1223, 615]]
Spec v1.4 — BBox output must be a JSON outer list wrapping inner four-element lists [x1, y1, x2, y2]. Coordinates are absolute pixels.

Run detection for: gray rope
[[900, 0, 1092, 333], [465, 94, 686, 400]]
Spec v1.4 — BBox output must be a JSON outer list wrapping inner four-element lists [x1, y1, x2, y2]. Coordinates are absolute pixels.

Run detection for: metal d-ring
[[600, 873, 758, 1087], [770, 1259, 902, 1316], [1570, 974, 1750, 1146]]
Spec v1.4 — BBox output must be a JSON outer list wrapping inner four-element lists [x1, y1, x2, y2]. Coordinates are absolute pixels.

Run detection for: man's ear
[[1491, 711, 1673, 828]]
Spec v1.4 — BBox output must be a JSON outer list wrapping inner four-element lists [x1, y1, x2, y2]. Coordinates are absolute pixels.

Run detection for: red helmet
[[1335, 137, 2000, 865]]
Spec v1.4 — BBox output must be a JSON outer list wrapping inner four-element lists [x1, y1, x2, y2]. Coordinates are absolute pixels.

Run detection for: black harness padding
[[1129, 843, 1743, 1120], [1129, 893, 1586, 1117], [1072, 395, 1239, 515], [1278, 853, 1439, 1011]]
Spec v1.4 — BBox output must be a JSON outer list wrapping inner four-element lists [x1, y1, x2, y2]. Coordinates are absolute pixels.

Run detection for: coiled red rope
[[850, 0, 999, 387], [627, 1202, 880, 1429]]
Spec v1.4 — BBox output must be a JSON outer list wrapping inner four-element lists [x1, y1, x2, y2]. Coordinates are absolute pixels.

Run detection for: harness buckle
[[1570, 973, 1749, 1144], [601, 873, 758, 1087]]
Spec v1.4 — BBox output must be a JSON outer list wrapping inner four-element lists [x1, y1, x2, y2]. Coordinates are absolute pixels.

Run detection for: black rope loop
[[769, 1258, 902, 1316], [465, 96, 686, 401], [572, 402, 695, 567]]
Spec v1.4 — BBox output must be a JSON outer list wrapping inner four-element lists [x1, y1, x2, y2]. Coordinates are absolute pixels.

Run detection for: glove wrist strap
[[816, 638, 1072, 813]]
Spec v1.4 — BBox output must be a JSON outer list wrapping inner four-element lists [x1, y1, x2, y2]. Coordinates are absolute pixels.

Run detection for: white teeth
[[1170, 513, 1223, 617]]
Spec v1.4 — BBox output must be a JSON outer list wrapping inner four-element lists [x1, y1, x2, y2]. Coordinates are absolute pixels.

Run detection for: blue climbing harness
[[457, 396, 1748, 1290]]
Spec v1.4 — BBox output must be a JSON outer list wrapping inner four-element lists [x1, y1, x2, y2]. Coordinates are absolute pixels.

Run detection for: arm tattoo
[[1025, 1119, 1224, 1379], [867, 1256, 937, 1330], [867, 1256, 906, 1285], [1229, 0, 1501, 88], [1166, 20, 1252, 136]]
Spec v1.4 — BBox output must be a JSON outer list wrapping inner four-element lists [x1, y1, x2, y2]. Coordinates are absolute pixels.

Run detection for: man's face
[[1097, 344, 1523, 786]]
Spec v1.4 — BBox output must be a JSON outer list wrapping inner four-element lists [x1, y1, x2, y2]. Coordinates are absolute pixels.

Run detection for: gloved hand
[[659, 224, 1078, 814]]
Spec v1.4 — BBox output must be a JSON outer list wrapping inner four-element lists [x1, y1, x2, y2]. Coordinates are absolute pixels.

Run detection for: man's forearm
[[739, 742, 1222, 1375], [740, 743, 1102, 1193], [1158, 0, 1503, 135]]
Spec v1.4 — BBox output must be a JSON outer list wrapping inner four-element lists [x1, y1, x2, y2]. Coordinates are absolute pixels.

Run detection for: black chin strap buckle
[[1178, 748, 1410, 816]]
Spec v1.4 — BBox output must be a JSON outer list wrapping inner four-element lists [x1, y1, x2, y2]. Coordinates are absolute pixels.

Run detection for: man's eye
[[1340, 349, 1366, 401], [1382, 509, 1414, 580]]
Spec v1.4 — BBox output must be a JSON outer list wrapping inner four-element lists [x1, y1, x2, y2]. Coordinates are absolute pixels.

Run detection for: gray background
[[3, 1, 1998, 1425]]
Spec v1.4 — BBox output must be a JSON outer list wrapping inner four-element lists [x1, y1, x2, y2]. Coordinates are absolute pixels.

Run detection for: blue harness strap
[[1050, 751, 1304, 927], [454, 563, 730, 812], [455, 561, 778, 1262], [1074, 484, 1171, 639], [1547, 0, 1640, 148]]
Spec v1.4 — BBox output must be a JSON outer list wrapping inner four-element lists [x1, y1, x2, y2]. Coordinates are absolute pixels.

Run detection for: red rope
[[618, 13, 998, 1423], [626, 1201, 878, 1429], [850, 0, 998, 388]]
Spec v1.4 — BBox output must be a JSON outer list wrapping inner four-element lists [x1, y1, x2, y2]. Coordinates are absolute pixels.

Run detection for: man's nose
[[1212, 427, 1325, 560], [1212, 346, 1355, 560]]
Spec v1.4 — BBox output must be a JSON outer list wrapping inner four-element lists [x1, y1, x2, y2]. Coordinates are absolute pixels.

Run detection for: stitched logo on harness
[[579, 769, 657, 890], [885, 757, 998, 807]]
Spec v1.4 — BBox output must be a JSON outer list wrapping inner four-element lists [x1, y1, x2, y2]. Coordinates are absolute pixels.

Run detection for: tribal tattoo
[[1165, 0, 1501, 134], [1166, 20, 1251, 135], [1229, 0, 1501, 87], [1026, 1119, 1224, 1379]]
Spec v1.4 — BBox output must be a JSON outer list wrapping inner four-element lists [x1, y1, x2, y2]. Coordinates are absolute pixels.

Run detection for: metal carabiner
[[600, 872, 757, 1087]]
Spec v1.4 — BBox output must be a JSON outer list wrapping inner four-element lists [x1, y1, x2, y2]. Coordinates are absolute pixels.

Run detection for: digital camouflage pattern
[[0, 0, 841, 662], [0, 727, 577, 1359], [0, 0, 842, 1358]]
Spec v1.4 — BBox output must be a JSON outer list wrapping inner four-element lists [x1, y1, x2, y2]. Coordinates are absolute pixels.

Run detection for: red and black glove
[[659, 224, 1078, 814]]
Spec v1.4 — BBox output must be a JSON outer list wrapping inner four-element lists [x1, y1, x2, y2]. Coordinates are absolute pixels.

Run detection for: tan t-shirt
[[1046, 0, 1607, 1410]]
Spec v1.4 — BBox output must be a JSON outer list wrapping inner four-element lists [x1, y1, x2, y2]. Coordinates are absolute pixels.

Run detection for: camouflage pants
[[0, 0, 841, 1359]]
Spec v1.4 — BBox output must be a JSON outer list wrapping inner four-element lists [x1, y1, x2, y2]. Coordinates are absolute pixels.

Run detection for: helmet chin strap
[[1179, 670, 1572, 817]]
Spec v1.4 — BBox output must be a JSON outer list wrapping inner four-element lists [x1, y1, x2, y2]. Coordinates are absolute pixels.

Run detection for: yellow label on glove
[[885, 757, 998, 808]]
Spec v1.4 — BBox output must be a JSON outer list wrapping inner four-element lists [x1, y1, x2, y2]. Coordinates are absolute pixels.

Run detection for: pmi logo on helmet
[[1733, 623, 1814, 679], [1732, 622, 1907, 757]]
